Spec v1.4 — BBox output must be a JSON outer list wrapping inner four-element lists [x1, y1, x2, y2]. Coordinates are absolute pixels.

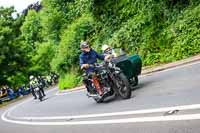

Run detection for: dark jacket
[[80, 49, 105, 73]]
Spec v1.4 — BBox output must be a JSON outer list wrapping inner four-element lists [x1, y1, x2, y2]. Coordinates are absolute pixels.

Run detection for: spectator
[[6, 86, 16, 100]]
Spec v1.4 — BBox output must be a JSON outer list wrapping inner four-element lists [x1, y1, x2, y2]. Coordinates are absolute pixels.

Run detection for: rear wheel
[[116, 73, 131, 99]]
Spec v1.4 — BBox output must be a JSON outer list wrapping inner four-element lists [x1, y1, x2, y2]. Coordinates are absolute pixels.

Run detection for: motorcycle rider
[[102, 44, 127, 60], [101, 44, 117, 57], [37, 76, 46, 97], [80, 41, 106, 95], [29, 76, 46, 100], [29, 75, 37, 99], [101, 44, 118, 62]]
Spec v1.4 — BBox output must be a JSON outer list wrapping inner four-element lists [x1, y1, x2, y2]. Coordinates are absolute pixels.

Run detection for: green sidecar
[[112, 54, 142, 86]]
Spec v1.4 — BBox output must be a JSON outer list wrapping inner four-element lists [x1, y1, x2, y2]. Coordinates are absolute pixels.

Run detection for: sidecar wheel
[[116, 73, 131, 99]]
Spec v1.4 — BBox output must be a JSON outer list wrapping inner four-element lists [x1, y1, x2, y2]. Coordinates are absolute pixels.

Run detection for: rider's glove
[[105, 55, 113, 62], [81, 64, 89, 69]]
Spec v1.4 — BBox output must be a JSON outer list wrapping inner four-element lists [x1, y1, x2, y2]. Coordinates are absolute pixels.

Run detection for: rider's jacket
[[30, 79, 38, 89], [80, 49, 105, 73]]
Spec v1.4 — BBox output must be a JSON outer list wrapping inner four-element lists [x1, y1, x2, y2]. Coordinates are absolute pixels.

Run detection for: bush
[[55, 0, 200, 89], [7, 72, 28, 90], [51, 13, 95, 75], [58, 73, 82, 90], [31, 41, 57, 75], [168, 4, 200, 59]]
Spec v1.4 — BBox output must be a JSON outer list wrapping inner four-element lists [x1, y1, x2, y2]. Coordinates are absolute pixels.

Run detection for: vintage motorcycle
[[84, 54, 142, 103]]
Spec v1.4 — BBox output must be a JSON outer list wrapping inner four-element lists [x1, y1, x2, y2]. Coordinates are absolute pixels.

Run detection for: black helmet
[[80, 41, 89, 49]]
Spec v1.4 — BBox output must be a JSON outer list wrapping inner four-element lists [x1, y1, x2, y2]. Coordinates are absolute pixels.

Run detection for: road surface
[[1, 61, 200, 133]]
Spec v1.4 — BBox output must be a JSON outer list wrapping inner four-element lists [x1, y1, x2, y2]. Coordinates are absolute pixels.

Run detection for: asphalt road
[[1, 61, 200, 133]]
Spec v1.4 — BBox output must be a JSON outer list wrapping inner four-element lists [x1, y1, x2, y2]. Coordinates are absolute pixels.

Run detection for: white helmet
[[29, 75, 34, 80], [102, 44, 110, 52]]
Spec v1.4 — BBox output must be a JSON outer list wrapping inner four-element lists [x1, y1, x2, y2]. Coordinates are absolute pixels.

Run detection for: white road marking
[[2, 113, 200, 125], [10, 104, 200, 120], [2, 87, 58, 118]]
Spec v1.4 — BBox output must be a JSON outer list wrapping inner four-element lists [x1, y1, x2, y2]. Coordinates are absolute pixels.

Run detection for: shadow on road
[[132, 79, 154, 91]]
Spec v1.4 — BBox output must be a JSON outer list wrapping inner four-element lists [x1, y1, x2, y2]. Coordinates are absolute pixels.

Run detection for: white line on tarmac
[[2, 113, 200, 125], [14, 104, 200, 120], [2, 87, 58, 118]]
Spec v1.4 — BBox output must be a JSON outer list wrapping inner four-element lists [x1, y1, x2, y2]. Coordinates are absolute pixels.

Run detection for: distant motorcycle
[[33, 81, 45, 102], [34, 86, 44, 102]]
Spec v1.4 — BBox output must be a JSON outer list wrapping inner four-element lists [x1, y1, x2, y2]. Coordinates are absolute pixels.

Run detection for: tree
[[21, 10, 42, 50], [30, 41, 57, 75], [0, 7, 30, 87]]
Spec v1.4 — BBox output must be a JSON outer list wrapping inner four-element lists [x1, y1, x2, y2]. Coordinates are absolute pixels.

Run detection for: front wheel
[[93, 96, 104, 103], [115, 73, 131, 99], [37, 90, 43, 102]]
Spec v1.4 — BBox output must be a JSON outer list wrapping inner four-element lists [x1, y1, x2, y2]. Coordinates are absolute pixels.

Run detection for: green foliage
[[58, 72, 82, 90], [21, 10, 42, 48], [141, 2, 200, 65], [109, 13, 149, 52], [1, 0, 200, 89], [167, 5, 200, 59], [0, 7, 29, 87], [31, 41, 57, 75], [51, 14, 94, 74], [7, 72, 28, 89], [39, 5, 64, 43]]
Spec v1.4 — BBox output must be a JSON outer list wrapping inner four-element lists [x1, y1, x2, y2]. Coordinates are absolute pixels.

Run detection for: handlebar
[[88, 63, 103, 68]]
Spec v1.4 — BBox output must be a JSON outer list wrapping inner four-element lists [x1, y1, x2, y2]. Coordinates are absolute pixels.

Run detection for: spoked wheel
[[116, 73, 131, 99]]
